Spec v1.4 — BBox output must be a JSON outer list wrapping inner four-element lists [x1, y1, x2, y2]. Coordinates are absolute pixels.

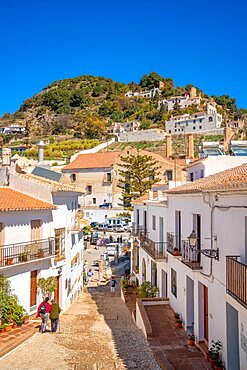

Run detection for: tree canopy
[[118, 152, 160, 210]]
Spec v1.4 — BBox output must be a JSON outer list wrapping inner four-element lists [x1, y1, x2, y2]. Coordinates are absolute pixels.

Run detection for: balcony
[[226, 256, 247, 309], [133, 224, 166, 261], [132, 222, 147, 238], [181, 240, 202, 270], [0, 238, 55, 268], [167, 233, 202, 270]]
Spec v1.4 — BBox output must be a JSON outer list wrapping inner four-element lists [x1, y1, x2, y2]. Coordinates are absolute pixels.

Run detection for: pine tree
[[118, 152, 161, 210]]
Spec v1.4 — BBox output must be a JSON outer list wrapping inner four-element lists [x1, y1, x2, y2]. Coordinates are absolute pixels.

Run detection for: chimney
[[188, 134, 194, 159], [2, 148, 11, 166], [166, 134, 172, 158], [224, 127, 233, 152], [36, 140, 46, 164]]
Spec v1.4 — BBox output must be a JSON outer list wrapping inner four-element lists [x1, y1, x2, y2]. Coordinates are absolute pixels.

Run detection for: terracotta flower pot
[[0, 328, 5, 333], [5, 258, 13, 266], [175, 322, 183, 328], [23, 318, 29, 324], [188, 339, 195, 346], [173, 250, 180, 256], [5, 323, 13, 332], [12, 323, 17, 329]]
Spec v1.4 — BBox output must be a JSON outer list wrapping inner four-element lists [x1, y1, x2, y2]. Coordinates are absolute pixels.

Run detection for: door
[[204, 285, 208, 342], [54, 275, 60, 304], [159, 217, 164, 253], [30, 270, 37, 307], [161, 270, 167, 297], [175, 211, 181, 250], [143, 211, 147, 232], [31, 219, 42, 241], [226, 302, 240, 370], [193, 214, 201, 263], [186, 276, 194, 331], [151, 261, 157, 286]]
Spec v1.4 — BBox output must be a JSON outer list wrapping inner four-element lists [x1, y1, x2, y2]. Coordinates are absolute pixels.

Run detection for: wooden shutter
[[0, 223, 4, 266], [31, 220, 42, 241], [30, 270, 37, 307]]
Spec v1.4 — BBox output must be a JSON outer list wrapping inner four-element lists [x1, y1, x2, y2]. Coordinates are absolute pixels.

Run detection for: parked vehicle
[[90, 222, 99, 229], [99, 202, 112, 208], [106, 224, 115, 232], [114, 225, 125, 232], [98, 223, 107, 231]]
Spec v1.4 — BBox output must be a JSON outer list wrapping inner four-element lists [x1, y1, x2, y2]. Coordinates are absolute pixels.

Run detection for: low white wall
[[70, 139, 115, 162]]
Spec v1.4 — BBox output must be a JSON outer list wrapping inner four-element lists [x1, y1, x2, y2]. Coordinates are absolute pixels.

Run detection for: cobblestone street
[[0, 281, 160, 370]]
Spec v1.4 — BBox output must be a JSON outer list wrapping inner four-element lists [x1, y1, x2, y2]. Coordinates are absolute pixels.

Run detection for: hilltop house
[[166, 104, 222, 135], [131, 164, 247, 370], [0, 156, 84, 315], [107, 121, 141, 135], [125, 88, 161, 99], [158, 87, 201, 111]]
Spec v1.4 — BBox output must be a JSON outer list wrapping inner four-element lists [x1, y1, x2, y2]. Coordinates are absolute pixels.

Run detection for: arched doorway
[[142, 258, 147, 282]]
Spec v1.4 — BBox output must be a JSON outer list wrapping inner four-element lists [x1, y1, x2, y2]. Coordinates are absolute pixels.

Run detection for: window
[[71, 173, 76, 182], [169, 130, 171, 134], [93, 198, 96, 204], [190, 172, 194, 181], [171, 268, 177, 297], [152, 215, 156, 230], [55, 228, 65, 258], [193, 126, 196, 130], [209, 116, 213, 122], [166, 170, 173, 181], [86, 185, 92, 194], [193, 120, 196, 123], [137, 209, 140, 225], [106, 172, 112, 182], [200, 169, 204, 178], [199, 126, 202, 129], [199, 119, 202, 123], [72, 201, 74, 211]]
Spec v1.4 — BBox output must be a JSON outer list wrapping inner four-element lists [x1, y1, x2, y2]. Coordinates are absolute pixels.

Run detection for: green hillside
[[1, 72, 246, 141]]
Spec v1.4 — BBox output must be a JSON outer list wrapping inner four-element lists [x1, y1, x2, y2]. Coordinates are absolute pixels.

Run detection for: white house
[[125, 88, 161, 99], [131, 164, 247, 370], [166, 104, 222, 135], [159, 93, 201, 111], [0, 166, 84, 315], [186, 156, 247, 182]]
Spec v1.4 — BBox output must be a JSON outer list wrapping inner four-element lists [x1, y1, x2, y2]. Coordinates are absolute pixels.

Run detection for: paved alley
[[0, 282, 160, 370]]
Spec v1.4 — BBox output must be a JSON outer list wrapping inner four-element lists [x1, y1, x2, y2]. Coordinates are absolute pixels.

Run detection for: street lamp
[[188, 230, 219, 260], [188, 230, 197, 247]]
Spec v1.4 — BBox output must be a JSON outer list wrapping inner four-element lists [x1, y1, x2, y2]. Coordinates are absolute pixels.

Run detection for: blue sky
[[0, 0, 246, 116]]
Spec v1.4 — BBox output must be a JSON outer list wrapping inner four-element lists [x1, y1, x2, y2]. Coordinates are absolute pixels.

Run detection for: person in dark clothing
[[110, 275, 117, 297], [50, 299, 61, 332]]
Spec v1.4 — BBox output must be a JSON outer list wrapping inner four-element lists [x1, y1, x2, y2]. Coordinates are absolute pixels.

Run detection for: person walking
[[50, 299, 61, 333], [37, 297, 51, 333], [87, 268, 94, 284], [110, 275, 117, 297]]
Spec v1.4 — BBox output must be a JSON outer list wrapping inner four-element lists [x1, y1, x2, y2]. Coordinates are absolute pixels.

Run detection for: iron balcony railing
[[132, 222, 147, 238], [138, 231, 167, 261], [0, 238, 56, 268], [181, 240, 202, 270], [226, 256, 247, 309]]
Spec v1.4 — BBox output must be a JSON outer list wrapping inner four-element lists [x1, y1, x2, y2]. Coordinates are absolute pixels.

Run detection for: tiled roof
[[62, 152, 120, 170], [18, 173, 84, 193], [132, 191, 158, 204], [0, 188, 56, 211], [166, 164, 247, 194]]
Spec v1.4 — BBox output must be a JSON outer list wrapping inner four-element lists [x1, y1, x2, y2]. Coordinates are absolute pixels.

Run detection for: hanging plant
[[38, 277, 57, 299]]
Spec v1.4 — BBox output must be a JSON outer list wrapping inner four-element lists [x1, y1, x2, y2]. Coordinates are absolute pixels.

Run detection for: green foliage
[[83, 225, 92, 236], [25, 139, 99, 159], [212, 94, 237, 113], [118, 152, 160, 209], [137, 281, 159, 298], [0, 275, 25, 324], [140, 72, 165, 89], [38, 277, 57, 299]]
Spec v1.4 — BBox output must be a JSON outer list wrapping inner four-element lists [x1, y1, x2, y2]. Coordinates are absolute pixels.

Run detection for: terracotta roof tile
[[132, 191, 158, 204], [62, 152, 120, 170], [0, 188, 56, 211], [166, 163, 247, 194]]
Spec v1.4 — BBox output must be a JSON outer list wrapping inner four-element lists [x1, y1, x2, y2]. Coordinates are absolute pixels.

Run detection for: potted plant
[[37, 248, 44, 258], [174, 312, 180, 320], [19, 251, 29, 262], [5, 257, 14, 265], [214, 358, 224, 370], [175, 319, 183, 328], [207, 340, 222, 367], [0, 324, 6, 333], [188, 333, 195, 346], [173, 248, 180, 256]]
